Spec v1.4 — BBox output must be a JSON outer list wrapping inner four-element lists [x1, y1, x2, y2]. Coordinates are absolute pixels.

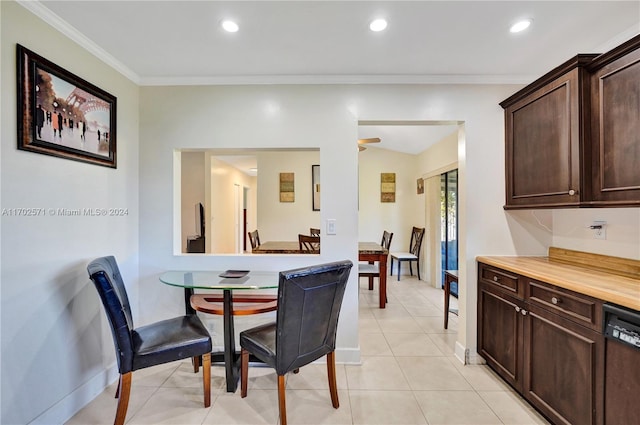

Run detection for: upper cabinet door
[[500, 34, 640, 209], [589, 38, 640, 206], [501, 56, 596, 209]]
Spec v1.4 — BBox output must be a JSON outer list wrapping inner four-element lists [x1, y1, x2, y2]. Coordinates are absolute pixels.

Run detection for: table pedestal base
[[185, 288, 277, 392]]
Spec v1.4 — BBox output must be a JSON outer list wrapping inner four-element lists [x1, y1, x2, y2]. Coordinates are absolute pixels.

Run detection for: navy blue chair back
[[87, 255, 135, 374]]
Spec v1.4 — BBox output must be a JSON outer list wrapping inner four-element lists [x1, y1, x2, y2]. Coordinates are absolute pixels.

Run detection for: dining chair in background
[[309, 227, 321, 237], [87, 256, 212, 425], [248, 229, 261, 250], [298, 234, 320, 253], [390, 226, 425, 281], [240, 260, 353, 425], [359, 230, 393, 291]]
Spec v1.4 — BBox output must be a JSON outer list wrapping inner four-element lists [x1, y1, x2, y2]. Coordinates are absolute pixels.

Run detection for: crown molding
[[17, 0, 140, 84], [139, 74, 536, 86]]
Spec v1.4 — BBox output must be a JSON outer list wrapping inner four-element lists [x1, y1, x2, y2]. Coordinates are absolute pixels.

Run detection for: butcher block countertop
[[477, 247, 640, 311]]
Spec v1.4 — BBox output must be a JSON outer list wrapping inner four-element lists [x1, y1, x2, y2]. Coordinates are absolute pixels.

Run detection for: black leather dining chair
[[239, 260, 353, 425], [87, 256, 213, 425]]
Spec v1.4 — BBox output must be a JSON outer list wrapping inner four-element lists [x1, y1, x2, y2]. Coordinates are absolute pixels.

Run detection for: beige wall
[[358, 146, 423, 255], [209, 156, 257, 253], [418, 130, 459, 178], [256, 150, 321, 242], [181, 151, 205, 251]]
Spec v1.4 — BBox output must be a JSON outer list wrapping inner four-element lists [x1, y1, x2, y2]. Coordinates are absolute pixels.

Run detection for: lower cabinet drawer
[[479, 263, 523, 298], [527, 279, 602, 331]]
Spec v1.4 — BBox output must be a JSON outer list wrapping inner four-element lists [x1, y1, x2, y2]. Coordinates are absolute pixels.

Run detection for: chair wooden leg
[[368, 276, 374, 290], [115, 375, 121, 398], [240, 348, 249, 398], [277, 374, 287, 425], [202, 352, 211, 407], [327, 351, 339, 408], [114, 372, 131, 425], [193, 355, 201, 373]]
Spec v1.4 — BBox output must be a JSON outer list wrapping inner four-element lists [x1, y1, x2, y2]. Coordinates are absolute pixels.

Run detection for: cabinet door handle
[[521, 309, 528, 316], [493, 276, 500, 282], [551, 297, 561, 305], [515, 306, 521, 313], [568, 189, 577, 196]]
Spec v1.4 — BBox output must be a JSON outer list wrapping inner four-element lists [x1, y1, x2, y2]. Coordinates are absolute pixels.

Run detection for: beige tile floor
[[67, 275, 550, 425]]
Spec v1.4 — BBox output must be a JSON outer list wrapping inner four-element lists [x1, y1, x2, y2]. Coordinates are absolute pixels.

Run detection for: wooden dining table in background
[[358, 242, 389, 308], [252, 241, 389, 308], [252, 241, 315, 254], [253, 241, 389, 308]]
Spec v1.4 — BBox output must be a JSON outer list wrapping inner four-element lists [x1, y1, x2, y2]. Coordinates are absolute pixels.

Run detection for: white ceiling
[[28, 1, 639, 85], [22, 1, 640, 155], [359, 121, 460, 154]]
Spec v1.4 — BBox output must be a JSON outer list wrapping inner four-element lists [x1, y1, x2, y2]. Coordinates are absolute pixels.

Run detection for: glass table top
[[159, 270, 280, 290]]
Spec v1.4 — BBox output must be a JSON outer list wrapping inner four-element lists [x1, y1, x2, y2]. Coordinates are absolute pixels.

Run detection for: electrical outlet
[[592, 221, 606, 240]]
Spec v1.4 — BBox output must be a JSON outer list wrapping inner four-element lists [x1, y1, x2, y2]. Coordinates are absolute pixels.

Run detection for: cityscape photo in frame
[[16, 44, 117, 168]]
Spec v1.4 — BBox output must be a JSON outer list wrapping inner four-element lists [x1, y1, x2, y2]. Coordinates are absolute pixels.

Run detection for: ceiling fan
[[357, 137, 380, 151]]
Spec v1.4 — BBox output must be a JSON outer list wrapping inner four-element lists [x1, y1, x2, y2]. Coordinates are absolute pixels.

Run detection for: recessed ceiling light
[[510, 19, 532, 33], [222, 20, 239, 33], [370, 18, 388, 32]]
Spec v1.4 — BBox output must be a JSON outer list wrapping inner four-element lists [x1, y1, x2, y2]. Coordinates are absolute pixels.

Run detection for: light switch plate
[[327, 219, 336, 235]]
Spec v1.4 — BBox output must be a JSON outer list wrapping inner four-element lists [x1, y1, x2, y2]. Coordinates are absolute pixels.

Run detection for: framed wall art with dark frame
[[16, 44, 117, 168], [312, 164, 320, 211]]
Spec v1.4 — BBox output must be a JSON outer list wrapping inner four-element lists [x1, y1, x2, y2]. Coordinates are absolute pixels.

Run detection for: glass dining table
[[159, 270, 279, 392]]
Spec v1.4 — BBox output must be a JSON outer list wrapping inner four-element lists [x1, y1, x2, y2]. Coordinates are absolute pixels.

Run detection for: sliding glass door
[[440, 169, 458, 296]]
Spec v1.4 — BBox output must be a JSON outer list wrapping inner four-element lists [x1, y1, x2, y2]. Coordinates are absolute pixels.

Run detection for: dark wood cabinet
[[477, 262, 604, 425], [501, 56, 596, 208], [477, 282, 524, 391], [524, 304, 603, 425], [588, 37, 640, 206], [500, 34, 640, 209]]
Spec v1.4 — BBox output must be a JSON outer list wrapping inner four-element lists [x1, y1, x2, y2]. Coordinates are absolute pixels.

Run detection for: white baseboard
[[454, 341, 467, 364], [29, 364, 118, 425], [453, 342, 486, 365], [335, 347, 361, 365], [466, 350, 486, 365]]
